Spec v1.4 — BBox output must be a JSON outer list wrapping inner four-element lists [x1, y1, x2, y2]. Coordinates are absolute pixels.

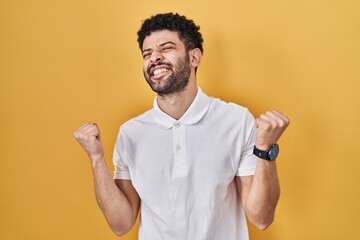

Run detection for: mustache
[[147, 62, 172, 75]]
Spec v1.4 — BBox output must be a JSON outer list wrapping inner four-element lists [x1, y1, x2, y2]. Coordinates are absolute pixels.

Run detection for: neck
[[157, 80, 198, 120]]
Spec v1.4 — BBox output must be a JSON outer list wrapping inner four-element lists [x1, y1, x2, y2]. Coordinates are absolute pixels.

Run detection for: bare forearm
[[245, 159, 280, 230], [73, 123, 138, 235], [91, 157, 135, 235], [238, 110, 288, 229]]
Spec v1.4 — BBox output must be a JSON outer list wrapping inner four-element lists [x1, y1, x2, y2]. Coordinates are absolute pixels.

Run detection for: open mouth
[[150, 66, 171, 79]]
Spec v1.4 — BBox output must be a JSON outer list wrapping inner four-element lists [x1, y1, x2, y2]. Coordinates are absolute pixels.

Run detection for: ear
[[189, 48, 202, 67]]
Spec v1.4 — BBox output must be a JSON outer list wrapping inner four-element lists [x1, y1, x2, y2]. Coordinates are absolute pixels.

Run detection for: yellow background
[[1, 0, 359, 239]]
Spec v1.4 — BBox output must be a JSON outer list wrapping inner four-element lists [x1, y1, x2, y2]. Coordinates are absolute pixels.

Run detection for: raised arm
[[73, 123, 140, 236], [236, 110, 289, 230]]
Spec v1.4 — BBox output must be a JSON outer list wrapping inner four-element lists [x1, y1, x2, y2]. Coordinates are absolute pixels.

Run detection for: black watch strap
[[253, 144, 279, 161]]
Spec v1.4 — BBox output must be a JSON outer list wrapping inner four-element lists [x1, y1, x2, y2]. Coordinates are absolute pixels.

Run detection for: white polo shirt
[[113, 87, 257, 240]]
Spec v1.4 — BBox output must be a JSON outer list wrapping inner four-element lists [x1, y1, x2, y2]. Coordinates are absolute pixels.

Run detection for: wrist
[[89, 153, 105, 165], [253, 144, 279, 161], [255, 144, 272, 151]]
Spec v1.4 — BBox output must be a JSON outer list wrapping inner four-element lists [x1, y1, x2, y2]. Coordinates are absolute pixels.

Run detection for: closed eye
[[161, 46, 174, 52], [143, 53, 151, 59]]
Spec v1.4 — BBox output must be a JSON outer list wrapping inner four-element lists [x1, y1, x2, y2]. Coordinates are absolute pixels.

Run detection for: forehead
[[142, 30, 183, 50]]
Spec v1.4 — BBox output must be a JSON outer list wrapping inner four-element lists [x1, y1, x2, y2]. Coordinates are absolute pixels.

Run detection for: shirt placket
[[172, 122, 187, 178]]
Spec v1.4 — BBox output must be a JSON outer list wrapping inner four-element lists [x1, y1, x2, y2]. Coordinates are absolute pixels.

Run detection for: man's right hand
[[73, 122, 140, 236], [73, 122, 104, 161]]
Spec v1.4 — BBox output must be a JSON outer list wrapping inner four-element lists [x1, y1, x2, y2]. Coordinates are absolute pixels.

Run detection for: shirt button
[[176, 145, 181, 151], [174, 123, 180, 128]]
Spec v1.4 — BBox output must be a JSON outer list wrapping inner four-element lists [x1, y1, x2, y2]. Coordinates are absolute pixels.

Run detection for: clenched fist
[[255, 110, 290, 151], [73, 122, 104, 161]]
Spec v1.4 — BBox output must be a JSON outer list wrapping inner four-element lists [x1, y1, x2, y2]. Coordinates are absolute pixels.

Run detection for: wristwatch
[[253, 144, 279, 161]]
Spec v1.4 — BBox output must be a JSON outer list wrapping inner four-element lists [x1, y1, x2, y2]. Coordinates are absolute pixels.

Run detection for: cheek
[[143, 61, 149, 73], [163, 53, 175, 63]]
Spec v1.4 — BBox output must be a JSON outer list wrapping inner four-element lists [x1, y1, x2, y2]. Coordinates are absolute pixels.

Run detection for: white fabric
[[113, 87, 257, 240]]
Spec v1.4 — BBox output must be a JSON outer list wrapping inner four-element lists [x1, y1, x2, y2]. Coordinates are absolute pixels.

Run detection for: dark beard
[[143, 54, 191, 97]]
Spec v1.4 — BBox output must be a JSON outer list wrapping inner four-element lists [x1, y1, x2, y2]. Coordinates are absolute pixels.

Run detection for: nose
[[150, 50, 163, 63]]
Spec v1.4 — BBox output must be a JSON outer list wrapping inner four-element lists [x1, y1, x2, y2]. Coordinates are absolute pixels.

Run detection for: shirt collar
[[153, 87, 211, 129]]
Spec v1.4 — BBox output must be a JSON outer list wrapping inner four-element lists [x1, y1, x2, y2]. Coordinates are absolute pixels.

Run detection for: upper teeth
[[153, 68, 169, 76]]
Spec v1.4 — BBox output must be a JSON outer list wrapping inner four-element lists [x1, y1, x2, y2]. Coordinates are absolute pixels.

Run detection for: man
[[73, 13, 289, 240]]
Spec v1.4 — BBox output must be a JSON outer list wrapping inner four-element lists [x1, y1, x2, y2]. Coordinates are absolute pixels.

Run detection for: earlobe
[[189, 48, 202, 67]]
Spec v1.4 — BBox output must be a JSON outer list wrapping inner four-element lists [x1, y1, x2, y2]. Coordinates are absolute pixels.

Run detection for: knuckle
[[282, 119, 289, 127], [80, 133, 90, 140], [278, 121, 285, 128], [78, 133, 84, 140], [263, 122, 271, 129]]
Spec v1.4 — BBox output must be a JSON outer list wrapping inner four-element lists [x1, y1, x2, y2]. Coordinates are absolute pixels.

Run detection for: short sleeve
[[113, 129, 131, 180], [236, 109, 257, 176]]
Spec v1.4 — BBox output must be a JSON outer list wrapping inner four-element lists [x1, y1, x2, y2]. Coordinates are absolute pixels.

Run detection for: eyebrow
[[142, 41, 176, 54]]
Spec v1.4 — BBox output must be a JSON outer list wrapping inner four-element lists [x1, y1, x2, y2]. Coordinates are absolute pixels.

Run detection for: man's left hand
[[255, 110, 290, 151]]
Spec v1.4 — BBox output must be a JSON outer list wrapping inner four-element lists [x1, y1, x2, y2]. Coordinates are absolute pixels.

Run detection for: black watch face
[[269, 145, 279, 160]]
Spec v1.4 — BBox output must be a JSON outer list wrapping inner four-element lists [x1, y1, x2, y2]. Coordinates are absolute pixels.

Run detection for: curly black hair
[[137, 13, 204, 53]]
